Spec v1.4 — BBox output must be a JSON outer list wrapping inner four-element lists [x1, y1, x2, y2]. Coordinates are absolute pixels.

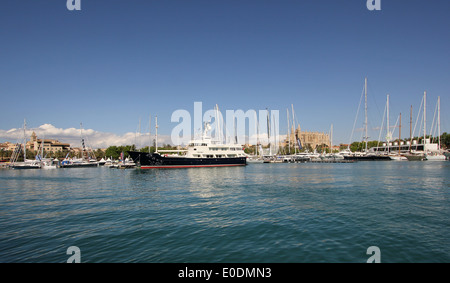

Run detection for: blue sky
[[1, 0, 449, 146]]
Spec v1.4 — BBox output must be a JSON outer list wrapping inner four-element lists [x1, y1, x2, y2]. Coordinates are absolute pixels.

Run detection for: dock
[[263, 156, 356, 164], [308, 159, 355, 163]]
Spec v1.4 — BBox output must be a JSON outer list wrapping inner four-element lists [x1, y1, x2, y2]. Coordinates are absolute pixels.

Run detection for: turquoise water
[[0, 162, 448, 263]]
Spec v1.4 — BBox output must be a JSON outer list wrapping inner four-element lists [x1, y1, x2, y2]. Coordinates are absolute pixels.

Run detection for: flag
[[296, 136, 302, 150]]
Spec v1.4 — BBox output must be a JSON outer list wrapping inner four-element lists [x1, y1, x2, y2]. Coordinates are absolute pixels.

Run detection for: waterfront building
[[26, 132, 71, 153], [284, 125, 330, 151]]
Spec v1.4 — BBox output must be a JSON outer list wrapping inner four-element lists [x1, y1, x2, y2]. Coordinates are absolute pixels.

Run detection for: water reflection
[[1, 162, 449, 262]]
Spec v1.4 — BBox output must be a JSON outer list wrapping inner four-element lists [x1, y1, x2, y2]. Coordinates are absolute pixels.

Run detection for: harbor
[[1, 1, 449, 266], [2, 92, 449, 171]]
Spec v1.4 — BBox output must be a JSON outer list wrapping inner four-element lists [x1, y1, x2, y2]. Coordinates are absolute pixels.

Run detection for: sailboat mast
[[80, 123, 84, 159], [256, 111, 260, 157], [291, 104, 296, 154], [40, 135, 44, 166], [438, 96, 441, 151], [330, 124, 333, 154], [23, 119, 27, 160], [287, 109, 290, 154], [423, 91, 426, 149], [234, 118, 238, 144], [215, 104, 223, 144], [273, 113, 278, 155], [387, 94, 390, 153], [409, 105, 412, 152], [254, 111, 257, 156], [364, 78, 368, 152]]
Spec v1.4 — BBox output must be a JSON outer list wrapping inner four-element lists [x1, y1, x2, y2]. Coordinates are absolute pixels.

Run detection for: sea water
[[0, 162, 448, 262]]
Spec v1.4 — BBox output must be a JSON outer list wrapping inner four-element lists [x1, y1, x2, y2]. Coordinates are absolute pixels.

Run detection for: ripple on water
[[1, 163, 449, 262]]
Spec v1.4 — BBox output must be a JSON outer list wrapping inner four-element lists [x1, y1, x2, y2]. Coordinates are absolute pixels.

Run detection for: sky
[[1, 0, 449, 148]]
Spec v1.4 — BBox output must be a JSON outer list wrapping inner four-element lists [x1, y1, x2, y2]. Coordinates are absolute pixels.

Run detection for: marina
[[1, 1, 449, 266]]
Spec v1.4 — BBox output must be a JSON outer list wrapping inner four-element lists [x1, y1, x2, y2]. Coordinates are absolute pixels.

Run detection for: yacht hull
[[9, 165, 41, 169], [128, 151, 247, 169]]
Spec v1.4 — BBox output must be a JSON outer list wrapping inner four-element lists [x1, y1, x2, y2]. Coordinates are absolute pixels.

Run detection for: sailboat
[[323, 124, 344, 160], [37, 135, 57, 169], [405, 91, 446, 161], [247, 110, 264, 163], [405, 91, 429, 161], [60, 123, 99, 168], [383, 95, 407, 161], [9, 119, 41, 169], [344, 78, 391, 161], [425, 96, 446, 161]]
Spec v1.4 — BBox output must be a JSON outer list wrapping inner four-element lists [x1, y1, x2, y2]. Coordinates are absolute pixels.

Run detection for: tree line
[[345, 132, 450, 152]]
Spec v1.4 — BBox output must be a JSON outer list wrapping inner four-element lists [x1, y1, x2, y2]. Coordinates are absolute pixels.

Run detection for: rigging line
[[417, 111, 423, 142], [429, 99, 438, 140], [366, 80, 383, 127], [377, 102, 387, 148], [391, 114, 400, 140], [411, 95, 424, 139], [349, 84, 365, 146]]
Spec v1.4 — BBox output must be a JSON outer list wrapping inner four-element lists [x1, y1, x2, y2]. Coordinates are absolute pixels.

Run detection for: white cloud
[[0, 124, 171, 149]]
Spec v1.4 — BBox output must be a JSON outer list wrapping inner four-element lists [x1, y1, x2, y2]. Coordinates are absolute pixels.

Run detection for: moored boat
[[9, 160, 41, 169], [61, 123, 99, 168], [128, 120, 246, 169], [388, 154, 407, 161], [404, 153, 426, 161], [8, 120, 42, 169], [343, 153, 391, 161], [247, 157, 264, 164], [60, 157, 99, 168], [425, 153, 446, 161]]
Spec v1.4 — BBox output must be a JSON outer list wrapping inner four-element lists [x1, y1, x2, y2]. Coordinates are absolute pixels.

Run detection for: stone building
[[0, 142, 17, 152], [284, 125, 330, 151], [26, 132, 71, 152]]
